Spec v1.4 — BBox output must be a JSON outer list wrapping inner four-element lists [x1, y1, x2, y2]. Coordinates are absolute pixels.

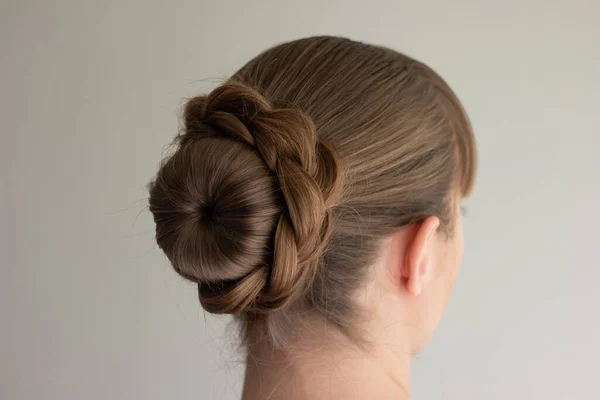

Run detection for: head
[[149, 36, 476, 356]]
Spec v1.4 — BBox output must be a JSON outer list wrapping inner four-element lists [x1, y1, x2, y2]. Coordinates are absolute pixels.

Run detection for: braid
[[166, 82, 344, 313]]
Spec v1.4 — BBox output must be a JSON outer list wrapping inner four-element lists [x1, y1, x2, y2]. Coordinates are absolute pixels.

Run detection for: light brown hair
[[148, 36, 476, 347]]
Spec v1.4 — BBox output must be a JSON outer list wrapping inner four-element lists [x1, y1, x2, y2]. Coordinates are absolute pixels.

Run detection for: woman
[[148, 36, 476, 399]]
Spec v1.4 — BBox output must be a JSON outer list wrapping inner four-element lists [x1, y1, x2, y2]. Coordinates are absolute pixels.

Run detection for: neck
[[241, 335, 412, 400]]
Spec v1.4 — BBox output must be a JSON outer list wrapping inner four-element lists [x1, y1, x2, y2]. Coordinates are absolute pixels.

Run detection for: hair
[[148, 36, 476, 348]]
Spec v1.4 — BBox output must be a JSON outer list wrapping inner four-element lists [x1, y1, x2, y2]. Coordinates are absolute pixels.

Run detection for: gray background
[[2, 1, 599, 399]]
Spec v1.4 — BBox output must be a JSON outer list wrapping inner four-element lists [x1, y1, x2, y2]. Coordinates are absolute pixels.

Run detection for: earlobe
[[404, 216, 440, 296]]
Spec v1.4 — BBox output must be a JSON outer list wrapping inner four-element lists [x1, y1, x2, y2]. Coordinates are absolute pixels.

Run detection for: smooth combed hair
[[148, 36, 476, 347]]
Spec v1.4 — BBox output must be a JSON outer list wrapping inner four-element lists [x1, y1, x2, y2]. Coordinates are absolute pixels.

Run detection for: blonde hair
[[148, 36, 476, 347]]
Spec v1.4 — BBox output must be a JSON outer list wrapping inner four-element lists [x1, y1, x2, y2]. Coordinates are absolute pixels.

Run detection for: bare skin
[[243, 336, 412, 400], [243, 199, 464, 400]]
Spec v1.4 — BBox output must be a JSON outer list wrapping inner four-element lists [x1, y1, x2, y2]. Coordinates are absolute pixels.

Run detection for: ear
[[401, 216, 440, 296]]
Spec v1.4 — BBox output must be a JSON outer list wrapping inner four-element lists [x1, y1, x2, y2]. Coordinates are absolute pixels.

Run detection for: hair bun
[[149, 82, 344, 314]]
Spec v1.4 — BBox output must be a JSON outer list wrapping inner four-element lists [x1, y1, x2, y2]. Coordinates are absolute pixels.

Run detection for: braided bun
[[148, 82, 344, 314]]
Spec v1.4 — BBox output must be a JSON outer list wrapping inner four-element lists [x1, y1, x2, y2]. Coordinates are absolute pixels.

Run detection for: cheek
[[455, 226, 464, 269], [456, 215, 465, 269], [448, 204, 465, 263], [441, 218, 465, 297]]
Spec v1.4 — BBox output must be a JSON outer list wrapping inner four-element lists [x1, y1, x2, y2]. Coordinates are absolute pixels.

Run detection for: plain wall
[[2, 1, 599, 399]]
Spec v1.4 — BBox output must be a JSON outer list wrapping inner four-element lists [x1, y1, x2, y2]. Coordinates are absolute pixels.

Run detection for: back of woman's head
[[148, 36, 476, 348]]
